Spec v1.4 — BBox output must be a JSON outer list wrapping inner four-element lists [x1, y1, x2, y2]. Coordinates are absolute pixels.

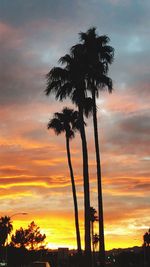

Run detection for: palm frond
[[86, 27, 97, 39], [71, 87, 85, 106], [59, 54, 72, 65], [48, 67, 69, 81], [96, 75, 113, 93], [97, 35, 110, 45], [68, 129, 75, 139], [56, 82, 73, 101], [79, 32, 87, 42], [83, 97, 93, 118], [45, 67, 70, 97], [100, 46, 114, 64], [71, 43, 84, 58], [45, 80, 62, 96], [47, 118, 64, 135]]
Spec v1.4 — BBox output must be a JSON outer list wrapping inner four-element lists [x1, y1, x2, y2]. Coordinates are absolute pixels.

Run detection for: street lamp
[[5, 212, 28, 266]]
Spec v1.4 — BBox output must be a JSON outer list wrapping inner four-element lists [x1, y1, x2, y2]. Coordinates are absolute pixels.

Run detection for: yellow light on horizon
[[11, 214, 143, 251]]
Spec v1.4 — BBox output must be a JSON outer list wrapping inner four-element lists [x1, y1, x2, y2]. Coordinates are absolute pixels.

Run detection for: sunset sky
[[0, 0, 150, 250]]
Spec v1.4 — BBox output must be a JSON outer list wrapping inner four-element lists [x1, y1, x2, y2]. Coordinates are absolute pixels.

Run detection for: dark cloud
[[0, 167, 28, 176], [0, 0, 78, 26], [1, 0, 150, 108], [119, 111, 150, 134], [99, 108, 150, 157]]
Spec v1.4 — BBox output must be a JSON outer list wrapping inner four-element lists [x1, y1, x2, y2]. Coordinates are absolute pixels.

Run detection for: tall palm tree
[[45, 54, 92, 265], [0, 216, 13, 246], [71, 27, 114, 267], [47, 107, 82, 254]]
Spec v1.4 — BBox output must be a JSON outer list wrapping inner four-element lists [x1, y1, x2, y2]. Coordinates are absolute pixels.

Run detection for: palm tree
[[90, 207, 98, 254], [93, 234, 99, 253], [45, 54, 92, 264], [47, 107, 82, 254], [71, 27, 114, 266], [143, 229, 150, 247], [90, 207, 98, 267], [0, 216, 13, 246]]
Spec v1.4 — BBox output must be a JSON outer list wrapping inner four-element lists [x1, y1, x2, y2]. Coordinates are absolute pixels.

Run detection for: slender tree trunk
[[65, 135, 82, 254], [91, 221, 95, 267], [92, 90, 105, 267], [78, 104, 92, 266]]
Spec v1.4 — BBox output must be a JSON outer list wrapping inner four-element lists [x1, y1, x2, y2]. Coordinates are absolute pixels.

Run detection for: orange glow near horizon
[[9, 213, 145, 251]]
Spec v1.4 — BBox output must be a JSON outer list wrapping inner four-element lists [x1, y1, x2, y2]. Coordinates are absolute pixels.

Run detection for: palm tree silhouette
[[72, 27, 114, 266], [46, 54, 92, 264], [47, 107, 82, 254], [90, 207, 98, 254], [93, 234, 99, 253], [143, 229, 150, 247], [0, 216, 13, 246]]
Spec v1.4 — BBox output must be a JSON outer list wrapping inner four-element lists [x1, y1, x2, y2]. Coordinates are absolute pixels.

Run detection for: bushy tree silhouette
[[11, 221, 46, 250], [11, 227, 29, 248]]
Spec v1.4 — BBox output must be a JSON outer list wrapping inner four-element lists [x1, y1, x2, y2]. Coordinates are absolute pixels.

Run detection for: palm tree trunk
[[78, 104, 91, 266], [92, 90, 105, 267], [91, 221, 95, 267], [65, 135, 82, 254]]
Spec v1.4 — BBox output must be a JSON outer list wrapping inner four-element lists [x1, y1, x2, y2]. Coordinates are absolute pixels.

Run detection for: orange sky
[[0, 0, 150, 251]]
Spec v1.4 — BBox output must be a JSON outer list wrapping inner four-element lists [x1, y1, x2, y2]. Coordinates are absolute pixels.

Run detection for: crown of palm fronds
[[79, 27, 97, 42], [90, 207, 98, 222], [48, 107, 81, 139], [78, 27, 114, 70], [93, 233, 100, 245], [0, 216, 13, 245]]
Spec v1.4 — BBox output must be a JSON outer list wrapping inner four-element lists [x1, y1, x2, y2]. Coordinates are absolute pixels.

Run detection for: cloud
[[0, 0, 79, 25]]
